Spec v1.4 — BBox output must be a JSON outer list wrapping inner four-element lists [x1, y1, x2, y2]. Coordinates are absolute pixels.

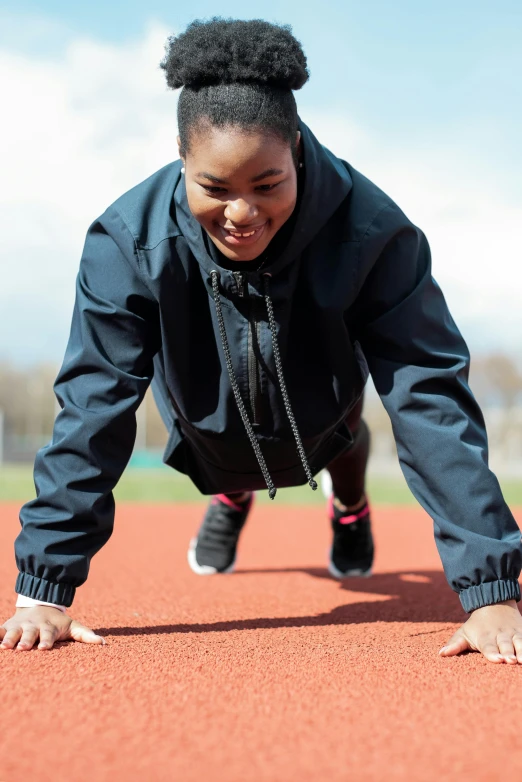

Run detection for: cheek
[[274, 179, 298, 210], [271, 189, 298, 222], [185, 191, 212, 224]]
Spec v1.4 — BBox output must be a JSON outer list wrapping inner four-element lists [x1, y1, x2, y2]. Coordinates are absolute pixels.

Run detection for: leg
[[326, 394, 370, 509], [325, 394, 374, 578]]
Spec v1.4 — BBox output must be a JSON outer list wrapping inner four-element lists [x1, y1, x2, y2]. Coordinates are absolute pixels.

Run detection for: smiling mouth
[[219, 223, 267, 246], [225, 226, 262, 237]]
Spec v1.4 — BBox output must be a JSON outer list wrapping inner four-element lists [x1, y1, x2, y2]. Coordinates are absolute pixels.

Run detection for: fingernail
[[439, 647, 448, 654]]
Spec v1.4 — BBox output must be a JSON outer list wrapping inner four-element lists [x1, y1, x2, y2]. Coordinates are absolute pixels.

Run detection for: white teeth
[[227, 228, 259, 237]]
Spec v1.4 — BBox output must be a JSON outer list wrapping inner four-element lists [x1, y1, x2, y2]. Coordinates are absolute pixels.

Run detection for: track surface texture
[[2, 501, 522, 782]]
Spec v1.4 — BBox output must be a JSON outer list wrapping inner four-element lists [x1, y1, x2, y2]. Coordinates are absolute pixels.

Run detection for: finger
[[16, 626, 40, 651], [497, 633, 518, 664], [439, 631, 470, 657], [38, 625, 59, 651], [513, 634, 522, 664], [0, 628, 23, 650], [479, 640, 504, 664], [69, 622, 106, 645]]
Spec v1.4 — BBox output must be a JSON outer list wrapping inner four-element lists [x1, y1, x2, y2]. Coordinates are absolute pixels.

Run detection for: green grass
[[2, 463, 522, 506]]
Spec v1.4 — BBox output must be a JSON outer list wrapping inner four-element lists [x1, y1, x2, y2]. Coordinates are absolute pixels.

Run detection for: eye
[[200, 183, 281, 194], [201, 185, 226, 194]]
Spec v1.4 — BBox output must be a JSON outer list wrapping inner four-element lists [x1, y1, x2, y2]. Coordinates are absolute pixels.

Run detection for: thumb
[[69, 620, 106, 645], [439, 630, 469, 657]]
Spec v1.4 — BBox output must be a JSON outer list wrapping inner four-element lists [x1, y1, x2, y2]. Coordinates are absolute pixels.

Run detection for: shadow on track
[[96, 569, 465, 637]]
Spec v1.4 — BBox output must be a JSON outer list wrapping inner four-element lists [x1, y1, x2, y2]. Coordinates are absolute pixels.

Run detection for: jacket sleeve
[[15, 206, 161, 607], [350, 204, 522, 613]]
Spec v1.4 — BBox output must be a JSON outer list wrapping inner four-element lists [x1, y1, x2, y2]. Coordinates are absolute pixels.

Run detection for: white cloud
[[303, 111, 522, 354], [0, 19, 179, 365], [0, 21, 520, 365]]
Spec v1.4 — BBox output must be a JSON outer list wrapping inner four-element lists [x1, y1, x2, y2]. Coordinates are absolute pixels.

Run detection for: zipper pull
[[233, 272, 246, 297]]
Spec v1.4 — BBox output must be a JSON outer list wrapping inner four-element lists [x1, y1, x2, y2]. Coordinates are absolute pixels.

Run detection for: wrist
[[16, 594, 67, 613], [472, 599, 518, 613], [15, 605, 66, 613]]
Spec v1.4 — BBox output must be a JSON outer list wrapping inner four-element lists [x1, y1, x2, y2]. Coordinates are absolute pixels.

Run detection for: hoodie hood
[[174, 115, 353, 279]]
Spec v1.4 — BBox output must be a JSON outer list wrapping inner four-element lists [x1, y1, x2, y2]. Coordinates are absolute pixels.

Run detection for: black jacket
[[15, 116, 522, 612]]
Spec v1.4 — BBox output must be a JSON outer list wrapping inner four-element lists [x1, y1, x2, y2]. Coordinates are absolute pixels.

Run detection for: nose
[[224, 197, 259, 224]]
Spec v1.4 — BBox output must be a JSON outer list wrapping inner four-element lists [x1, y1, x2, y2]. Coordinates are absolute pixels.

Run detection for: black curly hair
[[159, 17, 310, 167]]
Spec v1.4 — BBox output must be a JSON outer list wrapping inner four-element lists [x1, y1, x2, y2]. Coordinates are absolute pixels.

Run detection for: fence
[[2, 398, 522, 477]]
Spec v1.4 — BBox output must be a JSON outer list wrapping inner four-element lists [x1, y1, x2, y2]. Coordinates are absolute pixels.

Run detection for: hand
[[0, 606, 106, 651], [440, 599, 522, 664]]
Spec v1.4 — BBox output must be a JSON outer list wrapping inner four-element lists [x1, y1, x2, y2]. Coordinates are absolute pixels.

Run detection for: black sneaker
[[187, 493, 254, 575], [327, 494, 374, 578]]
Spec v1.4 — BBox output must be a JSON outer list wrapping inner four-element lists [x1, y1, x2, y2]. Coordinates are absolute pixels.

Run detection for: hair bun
[[160, 17, 309, 91]]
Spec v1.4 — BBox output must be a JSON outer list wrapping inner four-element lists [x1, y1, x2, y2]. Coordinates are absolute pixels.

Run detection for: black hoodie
[[15, 116, 522, 613]]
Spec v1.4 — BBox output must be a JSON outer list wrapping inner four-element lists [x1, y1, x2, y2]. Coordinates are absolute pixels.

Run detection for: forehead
[[188, 123, 291, 170]]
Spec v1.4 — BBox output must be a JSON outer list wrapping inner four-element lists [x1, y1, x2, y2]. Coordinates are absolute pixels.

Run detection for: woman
[[2, 17, 522, 663]]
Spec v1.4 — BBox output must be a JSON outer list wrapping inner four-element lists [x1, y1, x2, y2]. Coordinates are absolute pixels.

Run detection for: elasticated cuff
[[459, 579, 521, 613], [15, 572, 75, 608]]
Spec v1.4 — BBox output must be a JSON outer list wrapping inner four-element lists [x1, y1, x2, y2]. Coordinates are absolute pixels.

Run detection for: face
[[178, 124, 301, 261]]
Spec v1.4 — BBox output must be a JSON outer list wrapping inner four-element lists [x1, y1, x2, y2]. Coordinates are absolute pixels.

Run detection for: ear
[[296, 130, 302, 162]]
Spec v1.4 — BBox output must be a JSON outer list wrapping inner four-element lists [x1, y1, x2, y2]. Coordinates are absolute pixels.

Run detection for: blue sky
[[0, 2, 521, 364], [3, 0, 521, 163]]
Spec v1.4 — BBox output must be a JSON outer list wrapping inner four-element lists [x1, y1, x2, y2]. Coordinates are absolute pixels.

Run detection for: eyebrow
[[195, 168, 285, 184]]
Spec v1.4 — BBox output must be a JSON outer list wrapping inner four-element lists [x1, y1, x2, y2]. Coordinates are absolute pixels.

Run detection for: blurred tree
[[482, 354, 522, 409], [469, 353, 522, 463], [0, 351, 520, 464]]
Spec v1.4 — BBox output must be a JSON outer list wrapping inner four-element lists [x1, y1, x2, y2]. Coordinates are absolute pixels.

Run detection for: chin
[[221, 247, 263, 262]]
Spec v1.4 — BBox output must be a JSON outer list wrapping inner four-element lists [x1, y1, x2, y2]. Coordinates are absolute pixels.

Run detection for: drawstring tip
[[268, 487, 277, 500], [309, 479, 318, 491]]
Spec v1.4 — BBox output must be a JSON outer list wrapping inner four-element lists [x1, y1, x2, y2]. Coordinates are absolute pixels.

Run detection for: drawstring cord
[[211, 271, 277, 500], [262, 273, 318, 493], [210, 270, 318, 499]]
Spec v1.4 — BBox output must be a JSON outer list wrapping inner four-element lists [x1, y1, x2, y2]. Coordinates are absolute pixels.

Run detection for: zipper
[[233, 271, 245, 298], [233, 272, 262, 425]]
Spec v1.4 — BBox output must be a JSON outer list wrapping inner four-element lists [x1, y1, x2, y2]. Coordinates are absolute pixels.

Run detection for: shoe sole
[[187, 537, 236, 575], [328, 547, 372, 579]]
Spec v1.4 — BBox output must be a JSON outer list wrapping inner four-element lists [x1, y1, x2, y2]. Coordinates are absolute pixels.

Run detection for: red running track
[[1, 501, 522, 781]]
